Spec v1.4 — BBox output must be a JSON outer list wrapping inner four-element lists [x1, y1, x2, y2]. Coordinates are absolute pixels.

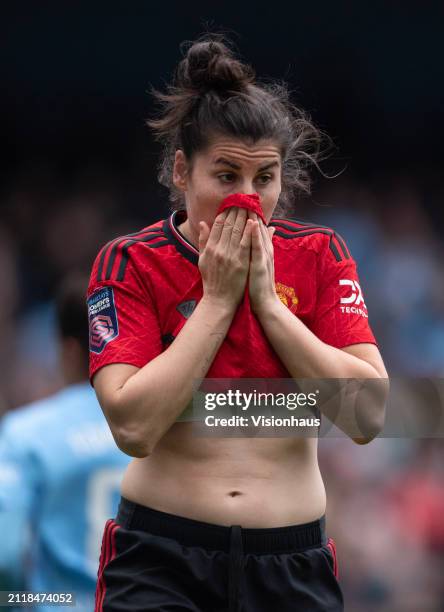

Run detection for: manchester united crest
[[275, 282, 299, 313]]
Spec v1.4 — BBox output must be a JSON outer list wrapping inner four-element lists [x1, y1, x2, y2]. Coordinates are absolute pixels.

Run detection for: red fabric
[[87, 211, 378, 383], [87, 257, 163, 382], [217, 193, 267, 225], [310, 244, 376, 349]]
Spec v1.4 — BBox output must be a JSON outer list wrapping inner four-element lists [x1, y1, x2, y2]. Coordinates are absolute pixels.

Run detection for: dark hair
[[55, 274, 90, 354], [147, 34, 330, 215]]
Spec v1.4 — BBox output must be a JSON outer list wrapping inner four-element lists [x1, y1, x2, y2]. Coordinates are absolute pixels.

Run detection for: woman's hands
[[198, 207, 252, 312], [247, 211, 277, 315], [198, 207, 278, 315]]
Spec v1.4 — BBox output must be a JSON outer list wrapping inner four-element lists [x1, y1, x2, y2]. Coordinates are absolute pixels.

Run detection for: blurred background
[[1, 2, 444, 610]]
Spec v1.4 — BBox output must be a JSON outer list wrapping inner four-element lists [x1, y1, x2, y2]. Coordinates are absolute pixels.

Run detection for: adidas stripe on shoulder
[[270, 217, 351, 263], [95, 224, 170, 282]]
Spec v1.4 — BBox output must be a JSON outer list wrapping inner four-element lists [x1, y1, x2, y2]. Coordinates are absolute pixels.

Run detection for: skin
[[174, 138, 282, 312], [173, 137, 281, 245], [94, 135, 388, 527]]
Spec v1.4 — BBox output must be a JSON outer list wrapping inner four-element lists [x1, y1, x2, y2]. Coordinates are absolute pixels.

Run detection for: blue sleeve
[[0, 418, 37, 584]]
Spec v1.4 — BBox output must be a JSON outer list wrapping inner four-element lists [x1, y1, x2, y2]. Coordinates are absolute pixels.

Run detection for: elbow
[[352, 433, 379, 445], [99, 382, 161, 458], [352, 405, 386, 445], [352, 376, 389, 445], [103, 394, 155, 458], [113, 425, 153, 458]]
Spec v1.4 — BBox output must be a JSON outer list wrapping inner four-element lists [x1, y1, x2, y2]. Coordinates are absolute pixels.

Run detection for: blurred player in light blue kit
[[0, 275, 130, 611]]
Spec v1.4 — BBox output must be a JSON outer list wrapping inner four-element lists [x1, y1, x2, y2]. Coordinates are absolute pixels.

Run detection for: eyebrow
[[213, 158, 280, 172]]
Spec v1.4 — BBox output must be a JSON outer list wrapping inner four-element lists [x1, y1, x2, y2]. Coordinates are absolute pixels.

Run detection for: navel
[[228, 490, 243, 497]]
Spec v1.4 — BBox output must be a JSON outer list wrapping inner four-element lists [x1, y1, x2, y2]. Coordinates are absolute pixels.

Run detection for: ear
[[172, 150, 189, 192]]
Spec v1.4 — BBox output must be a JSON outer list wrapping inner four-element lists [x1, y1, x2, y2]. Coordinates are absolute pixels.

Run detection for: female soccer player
[[88, 36, 388, 612]]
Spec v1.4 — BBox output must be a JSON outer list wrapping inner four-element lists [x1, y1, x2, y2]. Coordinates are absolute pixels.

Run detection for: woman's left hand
[[247, 211, 278, 315]]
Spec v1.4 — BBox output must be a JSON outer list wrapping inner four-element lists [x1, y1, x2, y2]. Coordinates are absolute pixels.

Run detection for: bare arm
[[94, 298, 234, 458], [256, 298, 388, 442], [248, 216, 389, 443], [256, 296, 387, 379], [93, 209, 253, 458]]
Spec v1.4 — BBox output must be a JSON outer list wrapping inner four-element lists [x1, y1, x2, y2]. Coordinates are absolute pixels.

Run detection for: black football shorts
[[95, 496, 344, 611]]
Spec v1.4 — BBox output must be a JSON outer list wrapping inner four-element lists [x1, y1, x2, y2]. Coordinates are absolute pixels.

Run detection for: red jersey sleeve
[[87, 242, 163, 384], [311, 234, 378, 349]]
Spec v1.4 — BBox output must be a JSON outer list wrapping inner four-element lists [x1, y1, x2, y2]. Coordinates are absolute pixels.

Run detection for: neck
[[177, 218, 199, 250]]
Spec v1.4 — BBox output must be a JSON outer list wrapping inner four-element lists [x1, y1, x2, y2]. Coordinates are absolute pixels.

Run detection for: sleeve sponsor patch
[[88, 287, 119, 354], [338, 279, 368, 318]]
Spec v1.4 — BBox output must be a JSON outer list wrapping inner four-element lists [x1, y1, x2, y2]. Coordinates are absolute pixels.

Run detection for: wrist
[[252, 293, 283, 320], [199, 294, 237, 320]]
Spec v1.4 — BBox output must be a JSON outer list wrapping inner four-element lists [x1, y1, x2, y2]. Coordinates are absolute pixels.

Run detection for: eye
[[256, 174, 273, 185], [218, 173, 236, 183]]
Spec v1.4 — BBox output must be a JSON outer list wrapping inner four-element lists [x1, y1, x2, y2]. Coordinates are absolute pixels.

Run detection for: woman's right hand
[[198, 207, 252, 311]]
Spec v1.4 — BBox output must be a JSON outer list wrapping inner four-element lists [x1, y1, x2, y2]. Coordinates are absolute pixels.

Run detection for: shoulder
[[270, 216, 352, 263], [90, 218, 171, 286]]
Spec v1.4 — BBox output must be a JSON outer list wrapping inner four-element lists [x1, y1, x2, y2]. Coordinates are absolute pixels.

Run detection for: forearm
[[256, 297, 387, 441], [257, 297, 380, 378], [114, 297, 234, 455]]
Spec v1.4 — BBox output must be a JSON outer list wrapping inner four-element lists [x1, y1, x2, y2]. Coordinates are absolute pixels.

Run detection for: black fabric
[[99, 497, 344, 612]]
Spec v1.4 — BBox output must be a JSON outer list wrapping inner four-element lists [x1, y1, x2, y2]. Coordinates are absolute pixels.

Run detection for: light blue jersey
[[0, 382, 130, 611]]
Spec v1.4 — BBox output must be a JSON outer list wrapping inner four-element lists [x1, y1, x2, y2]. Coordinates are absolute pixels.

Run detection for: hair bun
[[177, 40, 254, 92]]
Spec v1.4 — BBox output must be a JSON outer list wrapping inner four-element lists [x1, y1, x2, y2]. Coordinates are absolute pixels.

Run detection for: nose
[[234, 180, 257, 196]]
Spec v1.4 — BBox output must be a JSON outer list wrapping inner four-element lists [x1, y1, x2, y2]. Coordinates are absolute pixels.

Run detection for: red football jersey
[[87, 211, 378, 382]]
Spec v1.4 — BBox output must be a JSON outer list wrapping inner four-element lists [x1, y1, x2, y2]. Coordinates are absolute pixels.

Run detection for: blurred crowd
[[0, 169, 443, 610]]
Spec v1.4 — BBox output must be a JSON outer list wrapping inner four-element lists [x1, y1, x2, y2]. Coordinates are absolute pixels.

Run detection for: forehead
[[198, 137, 281, 165]]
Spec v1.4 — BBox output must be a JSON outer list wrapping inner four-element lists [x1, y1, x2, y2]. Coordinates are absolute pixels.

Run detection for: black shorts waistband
[[116, 496, 327, 555]]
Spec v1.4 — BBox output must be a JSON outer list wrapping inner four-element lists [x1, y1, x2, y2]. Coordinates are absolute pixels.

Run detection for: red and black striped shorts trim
[[326, 537, 339, 579], [95, 519, 120, 612]]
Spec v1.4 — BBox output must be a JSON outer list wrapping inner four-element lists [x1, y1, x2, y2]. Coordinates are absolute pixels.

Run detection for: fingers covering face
[[229, 208, 247, 249], [202, 206, 271, 256], [206, 210, 229, 248], [218, 208, 237, 249]]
